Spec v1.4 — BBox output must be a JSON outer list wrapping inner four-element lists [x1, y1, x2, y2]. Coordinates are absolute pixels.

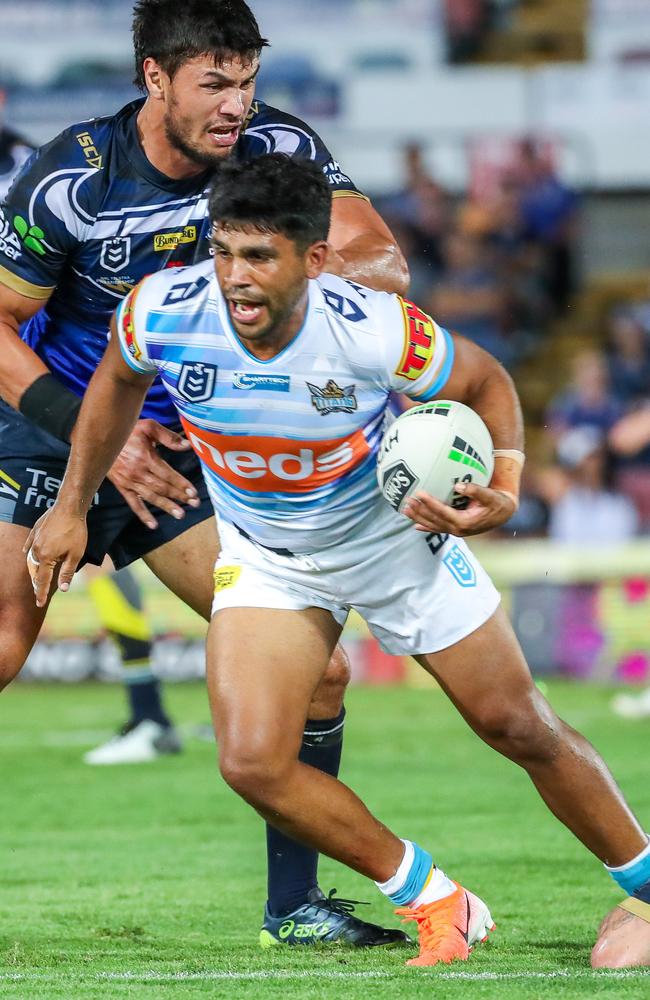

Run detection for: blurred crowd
[[378, 139, 650, 543]]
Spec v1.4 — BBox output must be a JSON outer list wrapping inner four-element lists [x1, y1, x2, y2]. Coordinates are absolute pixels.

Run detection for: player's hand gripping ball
[[377, 401, 494, 512]]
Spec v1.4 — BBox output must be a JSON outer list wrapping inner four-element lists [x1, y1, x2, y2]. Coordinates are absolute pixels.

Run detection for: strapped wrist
[[19, 373, 82, 443]]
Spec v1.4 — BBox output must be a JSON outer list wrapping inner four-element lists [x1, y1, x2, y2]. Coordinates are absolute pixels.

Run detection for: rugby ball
[[377, 400, 494, 512]]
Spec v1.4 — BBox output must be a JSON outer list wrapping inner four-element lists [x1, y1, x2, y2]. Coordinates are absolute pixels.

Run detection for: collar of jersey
[[119, 99, 213, 195], [218, 275, 315, 366]]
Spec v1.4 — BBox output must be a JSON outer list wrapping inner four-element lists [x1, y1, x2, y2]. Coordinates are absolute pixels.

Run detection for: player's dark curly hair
[[132, 0, 268, 91], [209, 154, 332, 252]]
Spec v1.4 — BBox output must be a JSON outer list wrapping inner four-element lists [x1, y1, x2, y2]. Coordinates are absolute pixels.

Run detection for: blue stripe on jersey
[[410, 327, 455, 402], [146, 310, 220, 334]]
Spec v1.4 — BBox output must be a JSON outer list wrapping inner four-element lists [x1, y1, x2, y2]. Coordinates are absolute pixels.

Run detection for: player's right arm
[[24, 311, 158, 606], [379, 292, 524, 536]]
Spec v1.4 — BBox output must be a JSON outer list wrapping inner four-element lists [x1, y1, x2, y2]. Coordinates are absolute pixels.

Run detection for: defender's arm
[[327, 196, 409, 296]]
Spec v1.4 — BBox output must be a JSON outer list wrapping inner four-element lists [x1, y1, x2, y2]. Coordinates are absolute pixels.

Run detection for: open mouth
[[208, 124, 241, 148], [229, 299, 266, 325]]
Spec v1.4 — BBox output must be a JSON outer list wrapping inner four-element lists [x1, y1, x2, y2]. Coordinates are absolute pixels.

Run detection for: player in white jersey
[[27, 155, 650, 968]]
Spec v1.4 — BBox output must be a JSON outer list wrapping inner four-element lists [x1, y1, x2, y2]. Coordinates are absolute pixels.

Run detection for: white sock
[[412, 866, 457, 907], [375, 840, 414, 897]]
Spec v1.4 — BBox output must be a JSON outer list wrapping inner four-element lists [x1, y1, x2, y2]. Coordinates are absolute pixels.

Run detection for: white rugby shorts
[[211, 500, 500, 656]]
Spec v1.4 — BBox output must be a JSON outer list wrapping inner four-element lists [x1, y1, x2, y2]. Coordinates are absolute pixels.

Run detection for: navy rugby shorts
[[0, 400, 212, 570]]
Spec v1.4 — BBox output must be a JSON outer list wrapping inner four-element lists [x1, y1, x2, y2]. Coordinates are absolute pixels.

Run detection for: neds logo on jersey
[[179, 418, 371, 494]]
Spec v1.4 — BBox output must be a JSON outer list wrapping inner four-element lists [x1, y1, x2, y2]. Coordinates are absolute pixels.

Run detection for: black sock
[[127, 673, 170, 728], [87, 568, 171, 728], [265, 708, 346, 918]]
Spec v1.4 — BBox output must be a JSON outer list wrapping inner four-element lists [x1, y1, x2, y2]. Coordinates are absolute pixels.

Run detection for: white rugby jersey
[[116, 260, 455, 552]]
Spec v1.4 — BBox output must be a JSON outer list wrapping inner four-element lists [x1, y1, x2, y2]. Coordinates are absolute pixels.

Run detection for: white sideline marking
[[0, 970, 647, 983]]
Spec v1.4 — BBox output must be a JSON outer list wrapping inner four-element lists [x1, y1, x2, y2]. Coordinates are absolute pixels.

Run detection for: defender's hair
[[132, 0, 268, 91], [209, 154, 332, 251]]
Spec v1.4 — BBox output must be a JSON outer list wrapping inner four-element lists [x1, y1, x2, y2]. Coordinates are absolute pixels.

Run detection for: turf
[[1, 680, 649, 999]]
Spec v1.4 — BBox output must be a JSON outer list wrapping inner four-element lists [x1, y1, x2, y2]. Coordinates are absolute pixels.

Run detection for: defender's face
[[212, 225, 325, 350], [162, 54, 259, 167]]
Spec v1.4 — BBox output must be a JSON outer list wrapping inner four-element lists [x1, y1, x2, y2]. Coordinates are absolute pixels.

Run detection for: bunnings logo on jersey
[[154, 227, 197, 251], [307, 380, 357, 415], [179, 418, 370, 493]]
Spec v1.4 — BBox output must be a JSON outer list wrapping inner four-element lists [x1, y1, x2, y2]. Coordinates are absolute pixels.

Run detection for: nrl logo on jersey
[[307, 379, 357, 415], [100, 237, 131, 273], [177, 362, 218, 404]]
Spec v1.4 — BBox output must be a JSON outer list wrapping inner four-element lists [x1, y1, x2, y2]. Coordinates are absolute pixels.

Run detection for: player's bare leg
[[208, 605, 404, 872], [0, 522, 56, 689], [143, 519, 350, 720], [145, 524, 411, 946], [416, 605, 650, 965], [207, 605, 493, 963]]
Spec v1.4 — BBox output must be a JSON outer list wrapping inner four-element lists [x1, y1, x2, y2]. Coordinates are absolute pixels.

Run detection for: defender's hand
[[402, 482, 517, 537], [23, 506, 88, 607], [107, 418, 200, 529]]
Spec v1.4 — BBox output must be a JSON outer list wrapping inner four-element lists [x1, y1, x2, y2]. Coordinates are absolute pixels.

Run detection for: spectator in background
[[516, 139, 579, 313], [545, 426, 638, 545], [459, 177, 550, 351], [379, 142, 451, 286], [546, 349, 622, 438], [606, 307, 650, 405], [427, 227, 516, 367], [443, 0, 490, 63], [0, 88, 34, 200]]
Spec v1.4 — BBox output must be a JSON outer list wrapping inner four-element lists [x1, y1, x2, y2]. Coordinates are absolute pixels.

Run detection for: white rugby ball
[[377, 400, 494, 512]]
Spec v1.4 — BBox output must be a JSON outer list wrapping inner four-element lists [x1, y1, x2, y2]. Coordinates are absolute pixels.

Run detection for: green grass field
[[1, 679, 649, 999]]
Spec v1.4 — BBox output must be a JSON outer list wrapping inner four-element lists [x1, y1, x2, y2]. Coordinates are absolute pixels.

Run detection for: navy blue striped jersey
[[0, 97, 364, 424]]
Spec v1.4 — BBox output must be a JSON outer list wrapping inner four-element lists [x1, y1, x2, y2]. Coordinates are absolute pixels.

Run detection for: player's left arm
[[24, 329, 156, 606], [327, 195, 409, 295], [403, 333, 525, 536]]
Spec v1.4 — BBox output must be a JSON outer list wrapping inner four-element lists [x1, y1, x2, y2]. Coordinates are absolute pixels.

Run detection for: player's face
[[212, 224, 327, 353], [163, 54, 259, 168]]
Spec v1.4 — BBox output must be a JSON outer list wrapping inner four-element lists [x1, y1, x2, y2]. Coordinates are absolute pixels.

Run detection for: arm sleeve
[[114, 282, 158, 376], [0, 135, 96, 298], [380, 295, 455, 400]]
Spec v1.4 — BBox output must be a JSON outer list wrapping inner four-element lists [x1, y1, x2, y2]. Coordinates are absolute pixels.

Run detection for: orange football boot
[[396, 881, 495, 967]]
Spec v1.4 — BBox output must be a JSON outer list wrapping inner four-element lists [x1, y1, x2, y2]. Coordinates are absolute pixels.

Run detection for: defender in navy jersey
[[0, 0, 409, 946]]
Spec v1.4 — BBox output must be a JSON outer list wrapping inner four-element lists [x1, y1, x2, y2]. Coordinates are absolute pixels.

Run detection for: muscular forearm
[[59, 369, 150, 514], [0, 318, 49, 407], [328, 237, 409, 295], [464, 363, 525, 503]]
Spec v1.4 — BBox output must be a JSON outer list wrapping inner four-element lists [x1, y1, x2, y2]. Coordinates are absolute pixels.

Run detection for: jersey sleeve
[[380, 295, 455, 400], [241, 102, 367, 200], [0, 132, 97, 299], [114, 281, 158, 376]]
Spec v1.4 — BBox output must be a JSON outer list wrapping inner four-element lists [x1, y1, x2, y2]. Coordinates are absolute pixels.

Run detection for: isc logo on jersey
[[180, 418, 370, 493]]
